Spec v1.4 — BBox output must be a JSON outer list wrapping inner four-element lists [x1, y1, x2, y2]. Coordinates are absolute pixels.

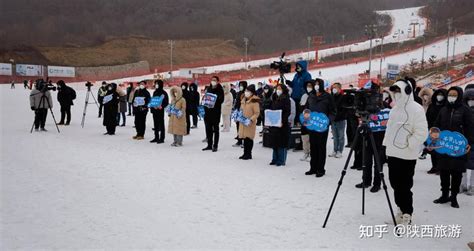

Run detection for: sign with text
[[47, 66, 75, 77]]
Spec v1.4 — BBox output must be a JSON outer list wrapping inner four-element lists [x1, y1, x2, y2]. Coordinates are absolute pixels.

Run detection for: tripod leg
[[368, 130, 397, 226], [322, 126, 362, 228], [81, 91, 90, 128], [361, 135, 366, 215], [43, 96, 60, 133], [90, 91, 100, 109], [49, 106, 61, 133]]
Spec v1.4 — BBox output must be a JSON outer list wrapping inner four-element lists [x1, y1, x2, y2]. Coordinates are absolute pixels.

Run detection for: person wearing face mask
[[203, 76, 225, 152], [238, 85, 261, 160], [433, 86, 473, 208], [328, 83, 347, 158], [417, 87, 434, 160], [168, 86, 187, 147], [126, 83, 134, 116], [116, 84, 127, 127], [382, 89, 393, 109], [102, 83, 119, 135], [383, 78, 428, 225], [298, 81, 313, 162], [304, 79, 336, 178], [418, 87, 433, 112], [256, 82, 264, 126], [233, 81, 248, 147], [424, 88, 448, 173], [288, 61, 312, 125], [461, 84, 474, 195], [131, 81, 151, 140], [180, 82, 191, 135], [188, 82, 200, 129], [97, 81, 108, 118], [221, 82, 233, 132], [267, 84, 291, 166], [56, 80, 76, 126], [260, 84, 274, 138], [150, 80, 169, 144]]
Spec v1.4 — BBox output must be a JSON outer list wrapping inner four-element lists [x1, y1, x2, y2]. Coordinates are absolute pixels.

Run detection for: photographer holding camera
[[56, 80, 76, 125], [29, 80, 54, 132]]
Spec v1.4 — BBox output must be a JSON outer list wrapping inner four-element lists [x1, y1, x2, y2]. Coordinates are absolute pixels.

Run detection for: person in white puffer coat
[[383, 78, 428, 226]]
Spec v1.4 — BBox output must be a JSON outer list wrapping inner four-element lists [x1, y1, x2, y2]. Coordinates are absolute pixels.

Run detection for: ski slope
[[1, 85, 472, 250], [246, 34, 474, 86], [108, 6, 427, 83]]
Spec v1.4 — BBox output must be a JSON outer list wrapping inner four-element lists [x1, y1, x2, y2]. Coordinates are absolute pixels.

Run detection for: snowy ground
[[1, 85, 472, 250]]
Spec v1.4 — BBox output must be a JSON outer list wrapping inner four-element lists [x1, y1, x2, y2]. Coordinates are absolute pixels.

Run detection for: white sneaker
[[335, 152, 343, 158], [466, 186, 473, 196], [401, 214, 412, 225], [328, 152, 337, 157], [300, 153, 310, 161]]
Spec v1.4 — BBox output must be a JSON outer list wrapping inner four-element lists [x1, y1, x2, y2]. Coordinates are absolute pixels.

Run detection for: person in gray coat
[[30, 80, 53, 131]]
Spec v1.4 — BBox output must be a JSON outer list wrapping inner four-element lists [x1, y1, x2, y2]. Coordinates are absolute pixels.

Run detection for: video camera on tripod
[[270, 52, 291, 84], [36, 79, 57, 93], [343, 82, 383, 118]]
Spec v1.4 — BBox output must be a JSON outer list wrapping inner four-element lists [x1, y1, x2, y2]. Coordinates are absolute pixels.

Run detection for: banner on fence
[[0, 63, 12, 76], [47, 66, 75, 77], [16, 64, 44, 77]]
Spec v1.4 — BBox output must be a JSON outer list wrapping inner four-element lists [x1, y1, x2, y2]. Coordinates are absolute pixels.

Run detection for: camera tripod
[[30, 92, 60, 133], [81, 86, 100, 128], [322, 116, 397, 228]]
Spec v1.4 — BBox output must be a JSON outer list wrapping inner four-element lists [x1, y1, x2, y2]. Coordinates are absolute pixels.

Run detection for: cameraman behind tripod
[[30, 80, 54, 132]]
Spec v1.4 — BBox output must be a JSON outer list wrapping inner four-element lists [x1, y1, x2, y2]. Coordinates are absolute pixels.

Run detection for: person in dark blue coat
[[289, 60, 312, 124]]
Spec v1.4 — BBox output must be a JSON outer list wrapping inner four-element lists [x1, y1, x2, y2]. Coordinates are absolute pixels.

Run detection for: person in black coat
[[304, 79, 336, 177], [203, 76, 225, 152], [97, 81, 108, 118], [126, 83, 134, 116], [233, 81, 248, 147], [424, 88, 448, 174], [267, 84, 291, 166], [433, 86, 474, 208], [132, 81, 151, 140], [181, 82, 192, 134], [261, 84, 274, 127], [407, 77, 423, 105], [188, 83, 200, 128], [103, 83, 119, 135], [150, 80, 169, 143], [56, 80, 76, 125]]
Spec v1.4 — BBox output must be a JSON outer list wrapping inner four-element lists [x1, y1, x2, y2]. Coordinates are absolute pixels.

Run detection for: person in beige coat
[[238, 85, 260, 160], [168, 86, 187, 146], [221, 82, 233, 132], [418, 87, 434, 112]]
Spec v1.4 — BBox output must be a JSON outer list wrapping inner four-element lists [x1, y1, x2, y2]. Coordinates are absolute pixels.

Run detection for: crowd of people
[[24, 60, 473, 227]]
